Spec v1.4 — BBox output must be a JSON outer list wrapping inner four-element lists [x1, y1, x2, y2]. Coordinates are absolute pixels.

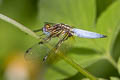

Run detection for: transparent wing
[[25, 43, 51, 62], [25, 41, 63, 63], [72, 28, 106, 38]]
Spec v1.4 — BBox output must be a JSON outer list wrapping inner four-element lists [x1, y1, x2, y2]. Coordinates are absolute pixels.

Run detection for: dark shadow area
[[48, 64, 72, 77], [66, 47, 99, 55], [96, 0, 115, 21], [111, 30, 120, 61]]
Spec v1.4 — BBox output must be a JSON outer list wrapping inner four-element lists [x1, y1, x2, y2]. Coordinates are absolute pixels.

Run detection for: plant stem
[[0, 13, 39, 39], [58, 53, 97, 80]]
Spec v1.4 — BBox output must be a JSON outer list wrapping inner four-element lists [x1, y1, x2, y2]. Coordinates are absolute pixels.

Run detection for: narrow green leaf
[[0, 14, 39, 39], [110, 77, 120, 80], [117, 57, 120, 75]]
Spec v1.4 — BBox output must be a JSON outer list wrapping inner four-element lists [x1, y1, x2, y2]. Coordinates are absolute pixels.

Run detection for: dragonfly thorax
[[43, 23, 74, 37]]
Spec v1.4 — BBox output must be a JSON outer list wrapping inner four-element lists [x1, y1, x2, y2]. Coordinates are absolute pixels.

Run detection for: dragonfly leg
[[38, 33, 55, 44], [55, 32, 69, 53], [42, 33, 69, 62]]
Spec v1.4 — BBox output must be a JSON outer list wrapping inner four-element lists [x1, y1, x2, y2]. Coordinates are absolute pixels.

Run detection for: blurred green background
[[0, 0, 120, 80]]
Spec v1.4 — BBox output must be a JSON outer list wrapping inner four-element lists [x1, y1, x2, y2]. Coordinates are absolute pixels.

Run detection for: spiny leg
[[55, 32, 69, 53], [42, 32, 69, 62]]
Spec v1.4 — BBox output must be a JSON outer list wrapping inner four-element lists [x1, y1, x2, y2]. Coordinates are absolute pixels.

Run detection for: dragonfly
[[25, 22, 106, 62]]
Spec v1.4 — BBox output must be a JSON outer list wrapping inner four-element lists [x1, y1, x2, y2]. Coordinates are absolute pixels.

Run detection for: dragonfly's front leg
[[38, 33, 55, 44]]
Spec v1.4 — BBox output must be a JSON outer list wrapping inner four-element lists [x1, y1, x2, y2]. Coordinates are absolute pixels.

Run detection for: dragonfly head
[[43, 24, 51, 36]]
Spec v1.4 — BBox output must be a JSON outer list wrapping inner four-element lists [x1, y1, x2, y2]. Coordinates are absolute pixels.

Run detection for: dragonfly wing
[[72, 28, 106, 38]]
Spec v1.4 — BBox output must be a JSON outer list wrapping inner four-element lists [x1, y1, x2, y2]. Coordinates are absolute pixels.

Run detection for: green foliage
[[0, 0, 120, 80], [117, 57, 120, 75], [110, 77, 120, 80]]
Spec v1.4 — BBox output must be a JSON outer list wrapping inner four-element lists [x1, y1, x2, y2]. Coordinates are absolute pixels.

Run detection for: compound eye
[[45, 24, 50, 28]]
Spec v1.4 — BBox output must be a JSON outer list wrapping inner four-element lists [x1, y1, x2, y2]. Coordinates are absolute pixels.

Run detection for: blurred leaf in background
[[0, 0, 39, 80]]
